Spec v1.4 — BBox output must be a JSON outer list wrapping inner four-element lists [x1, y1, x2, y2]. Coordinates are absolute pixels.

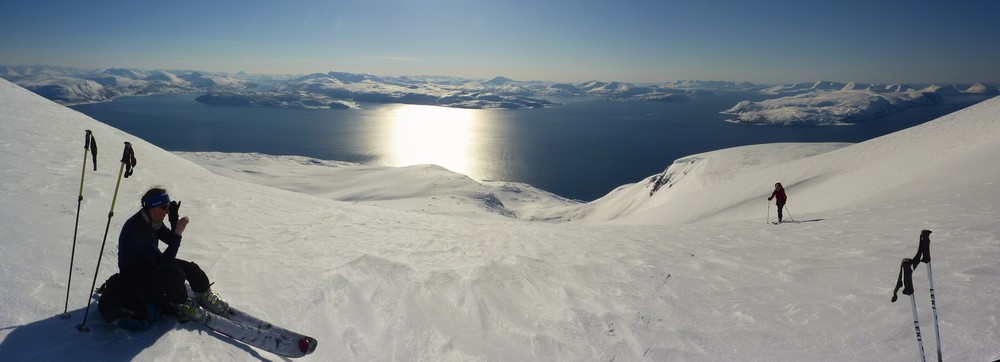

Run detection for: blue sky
[[1, 0, 998, 84]]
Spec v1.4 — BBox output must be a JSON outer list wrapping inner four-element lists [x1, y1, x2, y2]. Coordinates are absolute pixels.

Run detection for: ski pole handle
[[121, 142, 136, 178], [85, 130, 98, 171], [916, 229, 932, 263], [891, 258, 915, 302]]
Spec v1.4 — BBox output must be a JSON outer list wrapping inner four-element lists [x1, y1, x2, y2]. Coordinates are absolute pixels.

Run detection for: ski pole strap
[[85, 130, 98, 171], [891, 258, 916, 303], [121, 142, 136, 178]]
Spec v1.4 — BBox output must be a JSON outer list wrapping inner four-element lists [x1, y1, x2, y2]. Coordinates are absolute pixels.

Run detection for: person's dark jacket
[[117, 210, 182, 277], [769, 188, 787, 204]]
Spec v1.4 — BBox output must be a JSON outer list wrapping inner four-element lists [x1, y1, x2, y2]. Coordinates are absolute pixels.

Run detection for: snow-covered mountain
[[10, 74, 114, 104], [481, 76, 515, 86], [736, 79, 1000, 125], [5, 65, 997, 121], [762, 80, 998, 96], [0, 64, 88, 78], [20, 64, 985, 125], [284, 72, 554, 109], [964, 82, 998, 93], [1, 75, 999, 361], [0, 66, 251, 105], [0, 65, 758, 109], [722, 89, 942, 126], [579, 80, 644, 94]]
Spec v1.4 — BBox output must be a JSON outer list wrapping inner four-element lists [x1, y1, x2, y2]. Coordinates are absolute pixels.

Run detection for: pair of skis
[[186, 291, 318, 358], [891, 230, 941, 362]]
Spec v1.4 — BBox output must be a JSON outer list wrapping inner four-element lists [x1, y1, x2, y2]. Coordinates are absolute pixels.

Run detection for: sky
[[1, 0, 999, 84]]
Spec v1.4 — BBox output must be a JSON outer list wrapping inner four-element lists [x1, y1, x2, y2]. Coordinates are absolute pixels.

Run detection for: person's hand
[[168, 201, 181, 228], [173, 216, 190, 236], [767, 197, 772, 201]]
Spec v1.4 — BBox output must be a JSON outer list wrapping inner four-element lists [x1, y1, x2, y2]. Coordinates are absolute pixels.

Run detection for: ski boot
[[196, 288, 230, 315], [174, 298, 207, 323]]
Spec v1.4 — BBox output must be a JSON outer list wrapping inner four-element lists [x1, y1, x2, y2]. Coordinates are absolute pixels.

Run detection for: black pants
[[776, 203, 785, 221], [134, 259, 210, 305]]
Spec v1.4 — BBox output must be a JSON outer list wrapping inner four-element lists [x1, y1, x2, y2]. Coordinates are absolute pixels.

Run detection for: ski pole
[[892, 257, 926, 362], [62, 130, 98, 319], [766, 200, 770, 224], [912, 230, 942, 362], [784, 205, 793, 222], [77, 142, 135, 333]]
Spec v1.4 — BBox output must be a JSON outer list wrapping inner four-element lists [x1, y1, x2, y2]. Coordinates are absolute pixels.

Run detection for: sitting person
[[116, 187, 228, 322]]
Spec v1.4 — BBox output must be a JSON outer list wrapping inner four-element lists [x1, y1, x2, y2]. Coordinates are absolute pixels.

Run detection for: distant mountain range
[[760, 80, 998, 95], [0, 65, 761, 109], [0, 65, 256, 105], [2, 65, 996, 124], [722, 80, 998, 126], [723, 89, 942, 126]]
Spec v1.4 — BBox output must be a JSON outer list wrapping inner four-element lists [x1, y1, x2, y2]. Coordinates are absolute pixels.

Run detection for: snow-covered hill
[[0, 65, 251, 105], [1, 77, 998, 361], [741, 81, 998, 126], [722, 89, 941, 126]]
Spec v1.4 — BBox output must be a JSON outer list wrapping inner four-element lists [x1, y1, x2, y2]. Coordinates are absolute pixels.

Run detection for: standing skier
[[768, 182, 788, 223], [117, 187, 229, 322]]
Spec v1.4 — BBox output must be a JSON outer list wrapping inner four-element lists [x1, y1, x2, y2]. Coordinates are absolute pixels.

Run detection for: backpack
[[97, 273, 165, 331]]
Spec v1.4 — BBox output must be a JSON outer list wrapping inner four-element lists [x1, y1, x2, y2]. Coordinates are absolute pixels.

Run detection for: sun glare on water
[[389, 105, 475, 175]]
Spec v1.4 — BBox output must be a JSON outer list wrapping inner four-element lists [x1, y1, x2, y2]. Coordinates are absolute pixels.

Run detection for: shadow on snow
[[0, 305, 274, 361]]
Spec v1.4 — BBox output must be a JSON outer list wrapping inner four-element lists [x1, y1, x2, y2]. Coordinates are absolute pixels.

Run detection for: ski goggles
[[142, 192, 171, 209]]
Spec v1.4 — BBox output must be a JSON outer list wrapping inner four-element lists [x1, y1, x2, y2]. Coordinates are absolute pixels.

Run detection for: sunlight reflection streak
[[391, 105, 473, 176]]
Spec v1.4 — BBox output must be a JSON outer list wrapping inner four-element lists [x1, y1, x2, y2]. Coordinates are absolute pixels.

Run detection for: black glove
[[168, 200, 181, 228]]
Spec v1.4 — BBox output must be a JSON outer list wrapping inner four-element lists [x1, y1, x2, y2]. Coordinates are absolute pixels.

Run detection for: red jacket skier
[[768, 182, 787, 222]]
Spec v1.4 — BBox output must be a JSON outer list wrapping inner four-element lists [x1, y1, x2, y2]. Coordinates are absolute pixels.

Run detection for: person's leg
[[148, 262, 209, 321], [175, 258, 229, 313], [144, 265, 188, 305], [173, 259, 210, 294], [777, 203, 784, 222]]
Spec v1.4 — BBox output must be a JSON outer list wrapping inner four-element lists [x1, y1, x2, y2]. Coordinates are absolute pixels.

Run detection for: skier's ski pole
[[62, 130, 97, 319], [784, 205, 793, 222], [913, 230, 942, 362], [766, 200, 770, 224], [907, 287, 926, 362], [925, 255, 942, 362], [77, 142, 135, 333], [892, 257, 926, 362]]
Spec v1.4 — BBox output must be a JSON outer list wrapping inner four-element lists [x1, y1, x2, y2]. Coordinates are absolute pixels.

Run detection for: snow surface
[[1, 77, 999, 361]]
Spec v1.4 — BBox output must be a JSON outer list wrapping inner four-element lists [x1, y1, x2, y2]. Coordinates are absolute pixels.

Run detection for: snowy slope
[[1, 77, 999, 361], [173, 152, 580, 221]]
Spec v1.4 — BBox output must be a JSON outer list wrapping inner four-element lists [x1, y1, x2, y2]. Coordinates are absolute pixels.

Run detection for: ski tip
[[298, 337, 318, 355]]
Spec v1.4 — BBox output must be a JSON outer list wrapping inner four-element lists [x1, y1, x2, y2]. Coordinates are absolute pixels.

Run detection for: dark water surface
[[73, 93, 990, 201]]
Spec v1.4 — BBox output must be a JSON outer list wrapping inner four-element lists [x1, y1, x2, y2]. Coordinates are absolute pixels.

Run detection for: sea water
[[72, 92, 990, 201]]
